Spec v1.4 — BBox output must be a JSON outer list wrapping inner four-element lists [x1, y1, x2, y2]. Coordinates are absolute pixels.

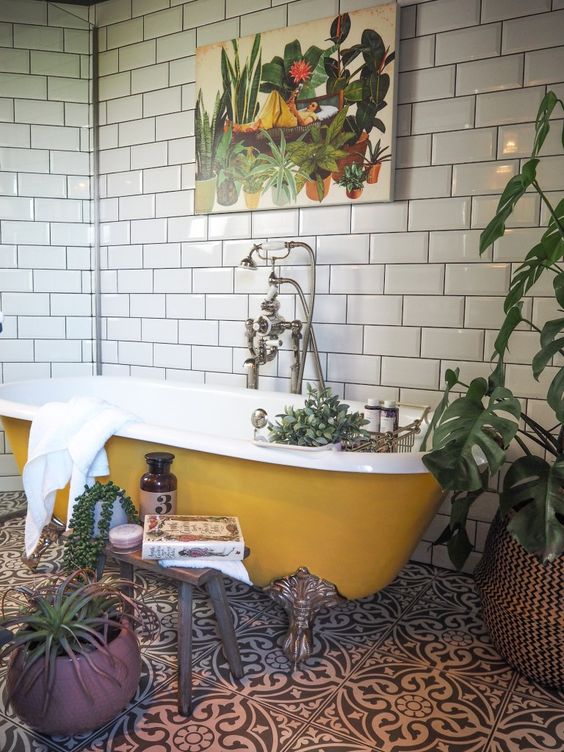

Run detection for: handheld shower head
[[239, 254, 257, 269]]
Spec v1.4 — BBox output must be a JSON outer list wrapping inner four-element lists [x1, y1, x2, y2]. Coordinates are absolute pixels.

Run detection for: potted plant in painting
[[267, 384, 369, 448], [363, 138, 391, 184], [337, 162, 366, 199], [195, 89, 224, 213], [422, 91, 564, 689], [287, 107, 352, 202], [221, 34, 262, 129], [214, 125, 245, 206], [0, 570, 158, 736], [324, 13, 394, 181], [231, 147, 267, 209], [254, 129, 306, 206]]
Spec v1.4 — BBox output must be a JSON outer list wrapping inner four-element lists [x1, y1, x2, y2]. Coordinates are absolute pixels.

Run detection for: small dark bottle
[[139, 452, 177, 520]]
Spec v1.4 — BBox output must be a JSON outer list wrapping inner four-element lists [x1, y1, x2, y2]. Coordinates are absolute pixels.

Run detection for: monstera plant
[[423, 91, 564, 567], [422, 91, 564, 688]]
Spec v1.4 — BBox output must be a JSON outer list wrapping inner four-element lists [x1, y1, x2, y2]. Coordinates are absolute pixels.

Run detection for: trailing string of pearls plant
[[62, 481, 140, 572]]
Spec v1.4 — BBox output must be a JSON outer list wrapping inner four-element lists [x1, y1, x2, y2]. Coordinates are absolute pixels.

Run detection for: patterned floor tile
[[0, 656, 175, 752], [83, 678, 306, 752], [283, 724, 377, 751], [0, 491, 26, 522], [312, 650, 506, 752], [0, 513, 563, 752], [197, 611, 372, 720], [376, 579, 514, 690], [488, 689, 564, 751], [511, 672, 564, 706]]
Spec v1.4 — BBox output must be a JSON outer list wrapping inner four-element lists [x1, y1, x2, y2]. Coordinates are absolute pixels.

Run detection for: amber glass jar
[[139, 452, 177, 520]]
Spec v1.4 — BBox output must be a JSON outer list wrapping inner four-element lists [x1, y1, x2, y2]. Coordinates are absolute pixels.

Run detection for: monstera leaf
[[501, 454, 564, 561], [479, 159, 539, 253], [423, 379, 521, 491], [435, 486, 488, 570]]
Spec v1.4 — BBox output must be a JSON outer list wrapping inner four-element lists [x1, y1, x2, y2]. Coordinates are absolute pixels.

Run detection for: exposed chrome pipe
[[239, 240, 324, 394]]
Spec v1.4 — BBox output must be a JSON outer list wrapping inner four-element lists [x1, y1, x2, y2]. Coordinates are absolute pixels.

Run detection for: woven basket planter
[[474, 514, 564, 690]]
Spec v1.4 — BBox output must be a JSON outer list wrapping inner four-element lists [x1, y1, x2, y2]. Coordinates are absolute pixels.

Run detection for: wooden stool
[[102, 546, 244, 716]]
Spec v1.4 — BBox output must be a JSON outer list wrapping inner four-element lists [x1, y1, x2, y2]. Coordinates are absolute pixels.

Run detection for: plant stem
[[521, 412, 560, 450], [516, 428, 557, 456], [514, 433, 532, 456], [532, 180, 564, 237], [521, 318, 543, 334]]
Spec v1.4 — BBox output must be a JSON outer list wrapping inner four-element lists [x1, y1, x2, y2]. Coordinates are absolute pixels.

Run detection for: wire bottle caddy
[[342, 404, 431, 454]]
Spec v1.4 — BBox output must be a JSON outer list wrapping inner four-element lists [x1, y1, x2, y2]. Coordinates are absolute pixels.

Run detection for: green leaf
[[344, 80, 364, 102], [260, 60, 285, 90], [341, 44, 362, 66], [493, 304, 523, 358], [329, 13, 351, 45], [532, 335, 564, 379], [249, 33, 261, 72], [302, 44, 323, 74], [360, 28, 386, 71], [554, 272, 564, 308], [547, 367, 564, 422], [448, 488, 485, 569], [504, 234, 563, 312], [532, 90, 560, 157], [421, 368, 460, 452], [315, 174, 325, 202], [283, 39, 302, 76], [423, 381, 521, 491], [479, 161, 539, 254], [501, 454, 564, 561]]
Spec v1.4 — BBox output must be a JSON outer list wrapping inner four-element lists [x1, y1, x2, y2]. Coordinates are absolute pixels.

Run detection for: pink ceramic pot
[[7, 623, 141, 736]]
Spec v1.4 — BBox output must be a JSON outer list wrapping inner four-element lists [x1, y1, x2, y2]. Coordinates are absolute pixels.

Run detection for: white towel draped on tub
[[159, 558, 252, 585], [23, 396, 137, 557]]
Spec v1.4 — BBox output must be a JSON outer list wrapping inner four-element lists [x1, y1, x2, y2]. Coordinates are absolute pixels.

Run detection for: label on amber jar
[[139, 489, 177, 519]]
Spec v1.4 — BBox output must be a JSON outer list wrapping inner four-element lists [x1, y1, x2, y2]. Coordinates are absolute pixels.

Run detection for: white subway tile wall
[[0, 3, 93, 489], [1, 0, 563, 570]]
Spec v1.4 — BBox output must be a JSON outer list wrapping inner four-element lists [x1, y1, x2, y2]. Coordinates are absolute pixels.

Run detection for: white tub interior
[[0, 377, 431, 475]]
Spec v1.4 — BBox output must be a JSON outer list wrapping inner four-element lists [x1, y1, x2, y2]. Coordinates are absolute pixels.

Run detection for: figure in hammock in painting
[[227, 90, 337, 133]]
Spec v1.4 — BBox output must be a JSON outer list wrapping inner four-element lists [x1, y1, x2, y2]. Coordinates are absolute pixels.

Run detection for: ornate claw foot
[[266, 567, 343, 667], [22, 518, 65, 571]]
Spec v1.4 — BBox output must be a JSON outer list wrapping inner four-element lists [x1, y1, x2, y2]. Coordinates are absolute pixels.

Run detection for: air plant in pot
[[0, 569, 158, 736], [422, 90, 564, 689], [336, 162, 367, 199]]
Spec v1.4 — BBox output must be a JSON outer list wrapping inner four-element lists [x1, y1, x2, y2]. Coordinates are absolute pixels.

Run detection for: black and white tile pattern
[[0, 513, 562, 752]]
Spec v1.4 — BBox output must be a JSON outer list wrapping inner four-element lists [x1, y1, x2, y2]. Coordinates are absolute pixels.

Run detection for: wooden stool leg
[[177, 581, 193, 716], [206, 575, 243, 678], [118, 561, 135, 616]]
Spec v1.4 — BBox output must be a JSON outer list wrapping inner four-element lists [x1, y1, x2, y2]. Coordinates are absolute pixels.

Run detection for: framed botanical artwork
[[195, 3, 398, 214]]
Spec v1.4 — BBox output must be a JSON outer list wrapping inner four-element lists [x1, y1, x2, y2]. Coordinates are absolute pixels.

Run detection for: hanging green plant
[[62, 481, 140, 572]]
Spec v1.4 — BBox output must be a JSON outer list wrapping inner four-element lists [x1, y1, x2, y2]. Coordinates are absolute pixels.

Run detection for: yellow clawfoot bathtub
[[0, 376, 441, 660]]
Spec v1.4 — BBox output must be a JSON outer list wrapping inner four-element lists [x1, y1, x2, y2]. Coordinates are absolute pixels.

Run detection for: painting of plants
[[195, 3, 397, 213]]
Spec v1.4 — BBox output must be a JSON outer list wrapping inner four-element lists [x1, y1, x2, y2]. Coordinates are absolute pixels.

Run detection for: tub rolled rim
[[0, 376, 433, 475]]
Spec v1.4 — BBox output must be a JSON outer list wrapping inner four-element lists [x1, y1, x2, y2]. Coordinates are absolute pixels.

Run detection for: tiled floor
[[0, 497, 563, 751]]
